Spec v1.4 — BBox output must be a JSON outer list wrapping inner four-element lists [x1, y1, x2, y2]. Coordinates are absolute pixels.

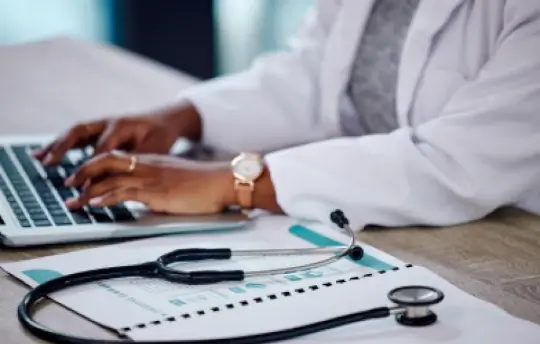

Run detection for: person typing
[[32, 0, 540, 230]]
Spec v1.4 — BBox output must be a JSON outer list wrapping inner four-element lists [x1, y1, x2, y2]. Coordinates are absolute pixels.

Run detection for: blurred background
[[0, 0, 314, 79]]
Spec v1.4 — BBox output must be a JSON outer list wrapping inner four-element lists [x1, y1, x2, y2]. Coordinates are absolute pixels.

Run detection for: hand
[[33, 102, 202, 166], [63, 151, 235, 215]]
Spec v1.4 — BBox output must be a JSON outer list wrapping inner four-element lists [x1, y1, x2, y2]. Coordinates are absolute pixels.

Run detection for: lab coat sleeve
[[264, 8, 540, 229], [176, 1, 339, 154]]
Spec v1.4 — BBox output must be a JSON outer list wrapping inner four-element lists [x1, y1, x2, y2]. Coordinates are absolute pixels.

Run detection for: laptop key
[[44, 166, 61, 179], [16, 213, 28, 222], [70, 210, 93, 224], [29, 213, 49, 222], [52, 215, 72, 226], [33, 219, 52, 227], [49, 177, 65, 188], [0, 176, 10, 191], [108, 205, 135, 222], [23, 198, 41, 207], [14, 210, 26, 220], [56, 187, 75, 201], [42, 195, 59, 206], [63, 166, 77, 176], [47, 207, 66, 216], [12, 146, 41, 181], [26, 207, 44, 216], [19, 219, 32, 228], [22, 204, 44, 216], [88, 207, 113, 223]]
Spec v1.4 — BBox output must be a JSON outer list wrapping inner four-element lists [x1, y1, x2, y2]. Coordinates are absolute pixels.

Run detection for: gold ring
[[128, 155, 137, 173]]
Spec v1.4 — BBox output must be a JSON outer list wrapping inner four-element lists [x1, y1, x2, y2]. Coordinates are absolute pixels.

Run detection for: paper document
[[1, 215, 402, 331], [128, 265, 540, 343]]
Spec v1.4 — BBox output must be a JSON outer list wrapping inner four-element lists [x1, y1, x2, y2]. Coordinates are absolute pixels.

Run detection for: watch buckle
[[235, 179, 254, 190]]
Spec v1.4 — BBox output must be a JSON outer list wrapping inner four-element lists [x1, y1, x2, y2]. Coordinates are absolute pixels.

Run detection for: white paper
[[127, 266, 540, 343], [1, 215, 403, 331]]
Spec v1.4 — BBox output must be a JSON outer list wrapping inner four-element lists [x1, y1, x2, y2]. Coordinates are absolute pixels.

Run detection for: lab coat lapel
[[396, 0, 466, 126], [320, 0, 375, 137]]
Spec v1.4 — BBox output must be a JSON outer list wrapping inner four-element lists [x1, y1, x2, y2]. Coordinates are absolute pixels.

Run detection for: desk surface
[[1, 37, 540, 343]]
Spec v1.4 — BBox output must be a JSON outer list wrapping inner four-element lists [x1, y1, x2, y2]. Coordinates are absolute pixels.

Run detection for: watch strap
[[235, 180, 255, 209]]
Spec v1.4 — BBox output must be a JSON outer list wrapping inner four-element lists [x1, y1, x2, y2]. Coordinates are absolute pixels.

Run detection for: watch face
[[233, 155, 263, 181]]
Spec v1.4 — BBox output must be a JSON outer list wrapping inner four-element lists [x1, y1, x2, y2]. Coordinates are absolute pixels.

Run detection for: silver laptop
[[0, 135, 249, 247]]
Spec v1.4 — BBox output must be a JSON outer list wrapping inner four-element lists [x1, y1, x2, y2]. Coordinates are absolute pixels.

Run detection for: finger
[[37, 121, 106, 166], [86, 187, 156, 208], [65, 176, 145, 209], [133, 135, 170, 154], [32, 142, 54, 159], [40, 122, 106, 164], [65, 152, 141, 187], [93, 120, 134, 156]]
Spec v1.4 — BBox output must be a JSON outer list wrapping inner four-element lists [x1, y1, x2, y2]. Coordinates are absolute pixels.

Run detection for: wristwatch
[[231, 152, 264, 210]]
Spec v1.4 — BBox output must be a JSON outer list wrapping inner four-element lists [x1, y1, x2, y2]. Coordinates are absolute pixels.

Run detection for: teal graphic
[[229, 286, 246, 294], [169, 299, 187, 307], [245, 282, 266, 289], [288, 225, 394, 271], [22, 269, 63, 284], [284, 274, 302, 282], [302, 271, 323, 278]]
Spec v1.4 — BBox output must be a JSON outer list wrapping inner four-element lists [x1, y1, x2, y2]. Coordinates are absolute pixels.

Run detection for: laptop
[[0, 135, 249, 247]]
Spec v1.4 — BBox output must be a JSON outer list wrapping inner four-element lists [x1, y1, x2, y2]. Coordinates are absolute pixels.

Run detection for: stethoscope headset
[[17, 210, 444, 343]]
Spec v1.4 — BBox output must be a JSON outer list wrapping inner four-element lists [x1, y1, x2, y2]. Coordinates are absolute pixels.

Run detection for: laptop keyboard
[[0, 144, 135, 228]]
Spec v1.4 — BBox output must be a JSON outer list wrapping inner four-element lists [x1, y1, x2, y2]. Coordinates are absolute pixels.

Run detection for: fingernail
[[89, 197, 103, 206], [65, 198, 78, 208], [64, 175, 74, 186], [43, 154, 53, 165]]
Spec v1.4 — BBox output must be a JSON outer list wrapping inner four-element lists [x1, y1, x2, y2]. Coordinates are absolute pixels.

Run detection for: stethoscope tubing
[[154, 210, 359, 281], [230, 229, 356, 278], [236, 210, 358, 278], [18, 262, 394, 344]]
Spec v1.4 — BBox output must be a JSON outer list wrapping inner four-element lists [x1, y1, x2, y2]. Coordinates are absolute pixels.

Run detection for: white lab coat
[[179, 0, 540, 229]]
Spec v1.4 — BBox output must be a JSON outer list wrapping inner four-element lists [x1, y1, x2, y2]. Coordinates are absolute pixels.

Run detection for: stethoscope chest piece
[[388, 286, 445, 327]]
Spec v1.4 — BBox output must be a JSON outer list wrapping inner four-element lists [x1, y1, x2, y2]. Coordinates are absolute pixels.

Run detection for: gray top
[[341, 0, 421, 136]]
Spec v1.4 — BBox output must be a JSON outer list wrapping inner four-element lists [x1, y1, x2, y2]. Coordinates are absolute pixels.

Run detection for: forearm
[[261, 129, 530, 228], [157, 101, 285, 213]]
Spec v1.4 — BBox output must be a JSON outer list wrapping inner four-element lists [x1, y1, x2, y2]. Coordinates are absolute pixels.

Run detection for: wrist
[[158, 100, 202, 142], [214, 168, 236, 209], [252, 165, 283, 213], [224, 157, 283, 213]]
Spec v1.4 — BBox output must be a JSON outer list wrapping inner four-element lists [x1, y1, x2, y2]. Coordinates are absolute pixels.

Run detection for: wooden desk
[[1, 37, 540, 343]]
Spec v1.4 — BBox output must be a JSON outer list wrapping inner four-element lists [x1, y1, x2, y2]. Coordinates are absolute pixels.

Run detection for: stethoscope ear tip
[[330, 209, 349, 228], [348, 245, 364, 261]]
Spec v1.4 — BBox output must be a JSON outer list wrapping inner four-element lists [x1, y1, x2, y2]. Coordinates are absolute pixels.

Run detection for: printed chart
[[14, 223, 396, 326]]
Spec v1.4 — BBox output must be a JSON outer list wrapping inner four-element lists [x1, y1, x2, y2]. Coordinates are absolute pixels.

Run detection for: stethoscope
[[17, 210, 445, 344]]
